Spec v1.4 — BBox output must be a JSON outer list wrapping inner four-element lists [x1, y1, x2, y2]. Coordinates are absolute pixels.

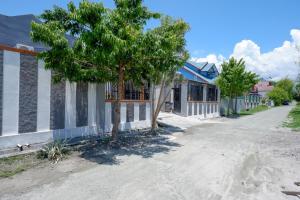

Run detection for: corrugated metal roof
[[179, 61, 218, 84], [188, 61, 208, 69], [0, 14, 74, 52], [201, 63, 215, 71]]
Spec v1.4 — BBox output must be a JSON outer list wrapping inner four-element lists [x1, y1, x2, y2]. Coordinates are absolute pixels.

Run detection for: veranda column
[[181, 81, 188, 116], [203, 84, 207, 118]]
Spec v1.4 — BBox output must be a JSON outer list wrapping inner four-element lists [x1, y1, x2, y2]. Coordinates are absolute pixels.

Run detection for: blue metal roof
[[177, 61, 219, 84]]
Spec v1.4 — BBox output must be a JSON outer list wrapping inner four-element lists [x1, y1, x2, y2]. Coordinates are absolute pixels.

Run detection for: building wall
[[220, 94, 262, 116], [180, 82, 220, 118], [0, 49, 152, 151], [104, 101, 151, 133]]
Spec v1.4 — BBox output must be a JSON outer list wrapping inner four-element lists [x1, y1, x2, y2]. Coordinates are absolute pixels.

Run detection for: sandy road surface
[[1, 105, 300, 200]]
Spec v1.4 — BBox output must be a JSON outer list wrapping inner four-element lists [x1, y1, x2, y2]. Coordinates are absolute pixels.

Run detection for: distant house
[[253, 80, 274, 98], [160, 61, 220, 119], [0, 14, 151, 152]]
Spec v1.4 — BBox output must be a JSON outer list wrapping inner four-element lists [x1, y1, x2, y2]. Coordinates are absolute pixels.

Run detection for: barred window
[[188, 81, 203, 101], [105, 81, 150, 101], [207, 85, 218, 102]]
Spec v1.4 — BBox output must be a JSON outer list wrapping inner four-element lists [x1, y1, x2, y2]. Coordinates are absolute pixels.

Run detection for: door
[[173, 86, 181, 113]]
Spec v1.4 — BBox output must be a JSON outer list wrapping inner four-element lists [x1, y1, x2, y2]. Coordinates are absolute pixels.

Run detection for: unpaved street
[[1, 105, 300, 200]]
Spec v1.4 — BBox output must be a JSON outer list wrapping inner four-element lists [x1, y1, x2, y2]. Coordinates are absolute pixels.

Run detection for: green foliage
[[31, 0, 189, 139], [37, 140, 70, 163], [216, 57, 259, 114], [142, 16, 190, 85], [0, 153, 42, 178], [216, 57, 258, 98], [239, 105, 269, 116], [284, 103, 300, 130], [267, 87, 289, 106], [31, 0, 160, 84], [276, 78, 294, 100], [293, 82, 300, 101]]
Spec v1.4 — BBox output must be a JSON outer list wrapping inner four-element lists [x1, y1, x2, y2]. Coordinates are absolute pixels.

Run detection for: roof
[[0, 14, 74, 52], [178, 61, 219, 84], [254, 81, 274, 92]]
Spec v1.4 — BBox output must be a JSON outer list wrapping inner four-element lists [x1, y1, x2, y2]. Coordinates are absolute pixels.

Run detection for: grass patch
[[239, 105, 269, 116], [284, 103, 300, 130], [0, 153, 44, 178]]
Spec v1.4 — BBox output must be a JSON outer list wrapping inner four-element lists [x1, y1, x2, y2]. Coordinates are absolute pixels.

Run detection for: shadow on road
[[75, 128, 183, 165]]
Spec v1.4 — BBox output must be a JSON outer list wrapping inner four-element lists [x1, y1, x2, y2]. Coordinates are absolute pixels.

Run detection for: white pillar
[[120, 102, 126, 123], [37, 60, 51, 131], [65, 81, 76, 129], [181, 82, 188, 116], [146, 102, 151, 121], [2, 50, 20, 136], [88, 83, 97, 126], [203, 84, 207, 118], [104, 102, 112, 132], [134, 103, 139, 122]]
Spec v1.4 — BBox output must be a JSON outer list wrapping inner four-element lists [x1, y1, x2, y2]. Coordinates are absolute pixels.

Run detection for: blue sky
[[1, 0, 300, 79]]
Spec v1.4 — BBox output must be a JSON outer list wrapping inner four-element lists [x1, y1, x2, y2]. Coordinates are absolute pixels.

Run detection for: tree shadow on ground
[[74, 128, 183, 166]]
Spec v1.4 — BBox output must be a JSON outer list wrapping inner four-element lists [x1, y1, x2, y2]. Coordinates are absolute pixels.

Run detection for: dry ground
[[1, 105, 300, 200]]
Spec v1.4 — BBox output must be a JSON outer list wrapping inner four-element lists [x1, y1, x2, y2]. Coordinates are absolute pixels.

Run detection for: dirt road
[[1, 105, 300, 200]]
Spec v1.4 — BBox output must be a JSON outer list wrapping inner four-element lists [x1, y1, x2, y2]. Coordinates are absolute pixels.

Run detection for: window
[[105, 81, 150, 101], [207, 85, 218, 102], [188, 81, 203, 101]]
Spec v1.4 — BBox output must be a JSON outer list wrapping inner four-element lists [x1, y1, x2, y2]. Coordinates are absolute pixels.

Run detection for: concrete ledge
[[0, 125, 100, 151]]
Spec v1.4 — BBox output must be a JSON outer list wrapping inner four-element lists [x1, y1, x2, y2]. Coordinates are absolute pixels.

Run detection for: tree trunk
[[152, 88, 172, 130], [234, 96, 238, 114], [111, 65, 125, 141], [151, 77, 166, 130]]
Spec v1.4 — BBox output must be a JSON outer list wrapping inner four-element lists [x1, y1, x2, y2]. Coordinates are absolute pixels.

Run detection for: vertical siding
[[111, 102, 116, 124], [126, 103, 134, 122], [76, 82, 88, 127], [18, 54, 38, 133], [194, 103, 197, 115], [50, 78, 65, 130], [188, 102, 192, 116], [139, 103, 146, 121], [0, 51, 3, 136]]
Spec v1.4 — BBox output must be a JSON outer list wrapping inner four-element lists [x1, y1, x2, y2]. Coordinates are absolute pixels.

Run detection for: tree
[[30, 0, 166, 141], [276, 78, 294, 100], [216, 57, 259, 115], [294, 82, 300, 101], [140, 17, 189, 131], [267, 87, 289, 106]]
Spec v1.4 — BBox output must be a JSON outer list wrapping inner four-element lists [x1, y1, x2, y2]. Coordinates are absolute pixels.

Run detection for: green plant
[[267, 87, 289, 106], [37, 140, 70, 163], [240, 105, 269, 116], [284, 103, 300, 130], [216, 57, 259, 115], [276, 78, 294, 100], [30, 0, 189, 141], [0, 153, 42, 178]]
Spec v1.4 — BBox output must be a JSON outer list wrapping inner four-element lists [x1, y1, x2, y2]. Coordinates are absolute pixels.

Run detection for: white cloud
[[190, 29, 300, 80]]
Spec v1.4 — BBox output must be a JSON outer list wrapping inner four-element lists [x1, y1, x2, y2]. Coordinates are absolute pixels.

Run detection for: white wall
[[37, 60, 51, 131], [2, 50, 20, 136], [88, 83, 97, 126], [65, 81, 77, 129]]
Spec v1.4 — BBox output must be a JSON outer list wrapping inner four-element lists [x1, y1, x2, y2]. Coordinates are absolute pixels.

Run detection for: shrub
[[37, 140, 70, 163], [267, 87, 289, 106], [276, 78, 294, 100]]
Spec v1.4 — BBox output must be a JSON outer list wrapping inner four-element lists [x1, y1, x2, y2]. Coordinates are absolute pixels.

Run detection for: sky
[[1, 0, 300, 80]]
